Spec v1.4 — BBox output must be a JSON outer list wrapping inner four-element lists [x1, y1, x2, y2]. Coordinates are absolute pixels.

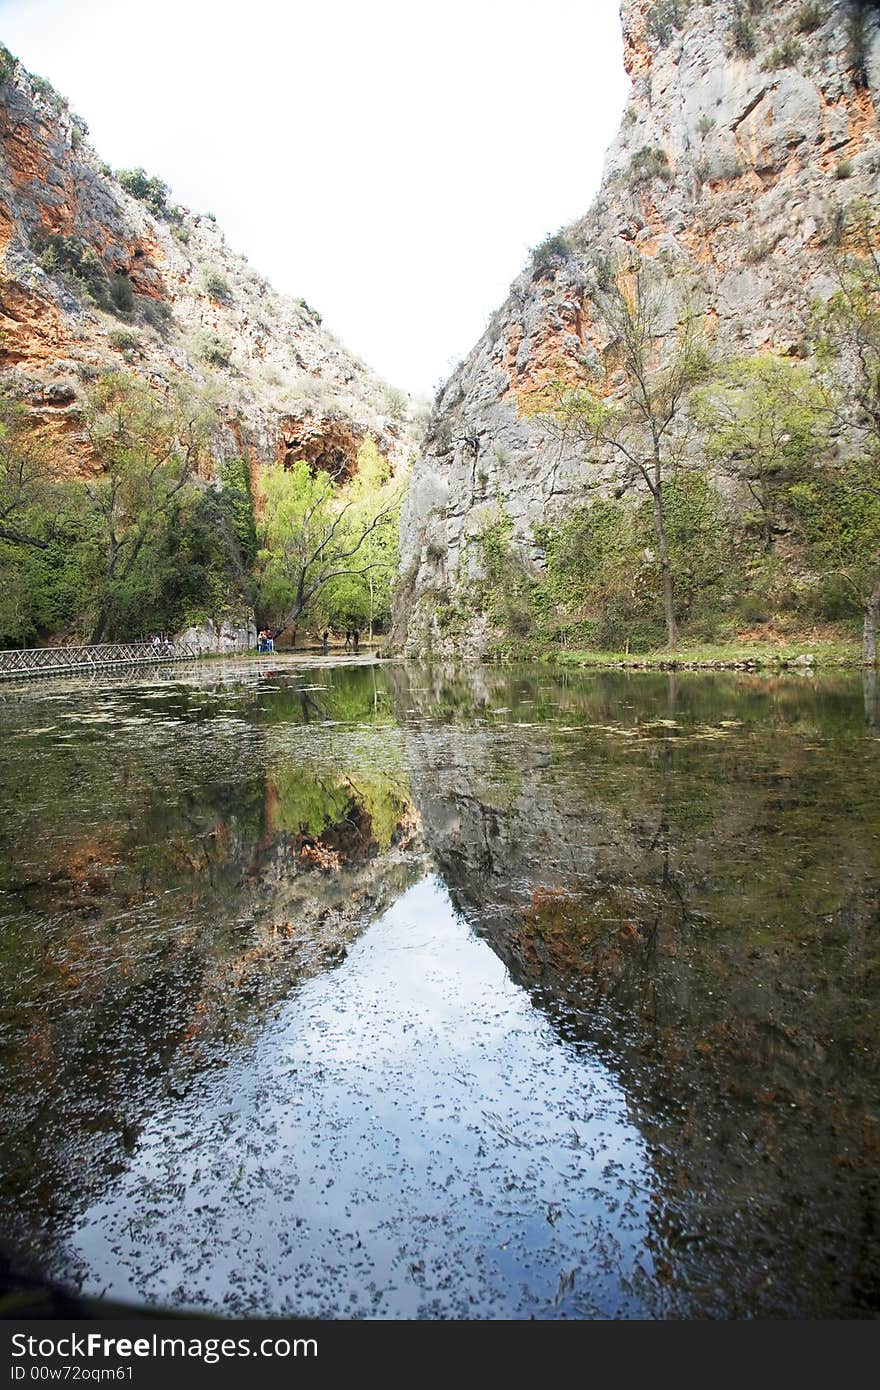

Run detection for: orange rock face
[[0, 59, 417, 490]]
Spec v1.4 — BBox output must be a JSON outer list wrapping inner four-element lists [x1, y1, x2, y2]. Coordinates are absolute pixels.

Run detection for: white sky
[[0, 0, 628, 397]]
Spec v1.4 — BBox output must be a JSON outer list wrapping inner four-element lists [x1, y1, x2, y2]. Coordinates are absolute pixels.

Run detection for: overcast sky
[[0, 0, 628, 396]]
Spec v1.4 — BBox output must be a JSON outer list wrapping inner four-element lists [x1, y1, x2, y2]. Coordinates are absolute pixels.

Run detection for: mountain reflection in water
[[0, 658, 878, 1317]]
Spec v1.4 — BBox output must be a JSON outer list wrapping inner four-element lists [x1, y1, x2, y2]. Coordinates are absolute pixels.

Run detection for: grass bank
[[552, 635, 863, 671]]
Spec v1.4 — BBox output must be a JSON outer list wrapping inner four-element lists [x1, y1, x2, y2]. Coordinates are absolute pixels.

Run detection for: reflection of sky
[[72, 876, 654, 1319]]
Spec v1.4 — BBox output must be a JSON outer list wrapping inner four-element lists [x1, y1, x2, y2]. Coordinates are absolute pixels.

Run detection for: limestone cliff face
[[394, 0, 880, 655], [0, 55, 419, 481]]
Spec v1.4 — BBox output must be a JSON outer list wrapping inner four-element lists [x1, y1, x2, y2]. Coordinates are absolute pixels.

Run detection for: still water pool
[[1, 658, 878, 1317]]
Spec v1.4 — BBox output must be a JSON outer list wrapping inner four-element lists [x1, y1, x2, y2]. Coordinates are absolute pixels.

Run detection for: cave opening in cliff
[[278, 416, 363, 482]]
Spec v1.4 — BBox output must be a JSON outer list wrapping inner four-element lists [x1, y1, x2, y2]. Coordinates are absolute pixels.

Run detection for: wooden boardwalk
[[0, 641, 199, 682]]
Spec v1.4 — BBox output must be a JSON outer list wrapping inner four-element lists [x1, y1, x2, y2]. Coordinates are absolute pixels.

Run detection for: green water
[[0, 658, 878, 1317]]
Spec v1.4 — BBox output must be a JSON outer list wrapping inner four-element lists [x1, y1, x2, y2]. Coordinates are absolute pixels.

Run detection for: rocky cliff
[[394, 0, 880, 655], [0, 49, 420, 485]]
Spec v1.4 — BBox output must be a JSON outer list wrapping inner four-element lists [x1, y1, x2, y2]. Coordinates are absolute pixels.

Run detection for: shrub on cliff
[[622, 146, 671, 185], [530, 233, 572, 274], [107, 328, 140, 354], [731, 3, 756, 55], [201, 266, 230, 300], [109, 273, 134, 314], [0, 44, 17, 85], [795, 2, 824, 33], [116, 167, 182, 222], [646, 0, 687, 45], [196, 332, 233, 368], [35, 233, 109, 307], [135, 295, 172, 331]]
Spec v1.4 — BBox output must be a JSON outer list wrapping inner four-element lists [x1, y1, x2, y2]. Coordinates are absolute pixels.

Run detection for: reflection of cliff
[[0, 670, 424, 1272], [389, 665, 880, 1317]]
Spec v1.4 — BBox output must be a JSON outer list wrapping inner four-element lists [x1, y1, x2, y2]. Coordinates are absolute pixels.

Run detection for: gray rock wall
[[394, 0, 880, 656]]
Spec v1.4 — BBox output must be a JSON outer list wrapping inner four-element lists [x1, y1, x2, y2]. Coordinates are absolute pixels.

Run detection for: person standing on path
[[322, 630, 329, 655], [353, 628, 360, 653]]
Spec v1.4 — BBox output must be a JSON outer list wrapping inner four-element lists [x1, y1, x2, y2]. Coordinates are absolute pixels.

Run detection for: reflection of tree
[[0, 672, 422, 1282], [865, 666, 878, 732]]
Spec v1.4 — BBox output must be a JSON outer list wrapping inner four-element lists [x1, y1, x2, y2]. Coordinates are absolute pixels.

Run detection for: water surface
[[1, 658, 878, 1317]]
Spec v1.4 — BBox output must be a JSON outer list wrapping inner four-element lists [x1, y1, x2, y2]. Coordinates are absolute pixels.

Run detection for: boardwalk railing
[[0, 641, 199, 682]]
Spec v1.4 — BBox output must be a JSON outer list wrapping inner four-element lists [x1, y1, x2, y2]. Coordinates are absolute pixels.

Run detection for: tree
[[325, 436, 400, 638], [82, 372, 216, 642], [0, 394, 61, 549], [257, 456, 401, 636], [542, 253, 711, 646], [814, 203, 880, 662], [791, 466, 880, 662], [693, 355, 829, 551]]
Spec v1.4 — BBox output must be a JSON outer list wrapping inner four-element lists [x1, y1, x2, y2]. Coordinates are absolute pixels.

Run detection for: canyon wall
[[0, 50, 420, 484], [394, 0, 880, 655]]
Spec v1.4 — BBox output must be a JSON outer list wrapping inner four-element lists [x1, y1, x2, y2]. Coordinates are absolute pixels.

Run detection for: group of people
[[257, 628, 275, 653], [320, 628, 362, 654]]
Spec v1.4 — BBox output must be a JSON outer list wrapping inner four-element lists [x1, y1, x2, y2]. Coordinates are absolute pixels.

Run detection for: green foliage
[[80, 372, 225, 640], [693, 355, 829, 549], [536, 253, 712, 645], [218, 456, 258, 567], [537, 478, 731, 651], [790, 463, 880, 605], [646, 0, 687, 44], [0, 529, 95, 648], [622, 146, 671, 184], [761, 38, 802, 69], [196, 331, 233, 368], [0, 44, 16, 85], [257, 439, 401, 634], [135, 295, 173, 331], [0, 376, 255, 647], [459, 504, 538, 639], [116, 167, 172, 218], [731, 3, 756, 54], [30, 73, 65, 107], [836, 159, 854, 180], [379, 385, 408, 421], [795, 2, 824, 33], [531, 233, 573, 273], [35, 234, 138, 320], [201, 266, 230, 300], [171, 223, 190, 245], [321, 437, 400, 631], [269, 764, 408, 851], [107, 328, 140, 354], [35, 233, 107, 305], [294, 297, 322, 324], [108, 272, 134, 313]]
